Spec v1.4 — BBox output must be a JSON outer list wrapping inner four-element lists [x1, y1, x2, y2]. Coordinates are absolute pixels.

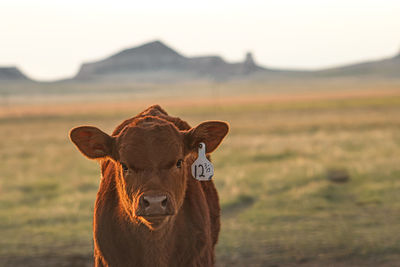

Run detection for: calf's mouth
[[140, 214, 173, 230]]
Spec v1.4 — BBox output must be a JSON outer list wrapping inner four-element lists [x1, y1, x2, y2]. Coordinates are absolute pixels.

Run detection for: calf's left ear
[[185, 121, 229, 153], [69, 126, 114, 159]]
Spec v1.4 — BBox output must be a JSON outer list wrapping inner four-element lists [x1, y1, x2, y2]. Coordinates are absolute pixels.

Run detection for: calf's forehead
[[117, 124, 184, 167]]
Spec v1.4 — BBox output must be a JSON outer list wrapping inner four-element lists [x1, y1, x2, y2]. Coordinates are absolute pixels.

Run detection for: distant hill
[[0, 67, 30, 82], [314, 52, 400, 79], [74, 41, 265, 82], [74, 41, 400, 82], [2, 41, 399, 85]]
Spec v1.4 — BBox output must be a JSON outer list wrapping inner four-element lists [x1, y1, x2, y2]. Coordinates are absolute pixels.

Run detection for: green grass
[[1, 93, 400, 266]]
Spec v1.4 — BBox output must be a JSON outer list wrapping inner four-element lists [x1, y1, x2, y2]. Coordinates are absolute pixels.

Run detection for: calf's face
[[70, 119, 228, 230]]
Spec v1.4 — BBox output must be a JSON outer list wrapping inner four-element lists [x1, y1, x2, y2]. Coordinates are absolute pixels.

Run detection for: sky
[[1, 0, 399, 81]]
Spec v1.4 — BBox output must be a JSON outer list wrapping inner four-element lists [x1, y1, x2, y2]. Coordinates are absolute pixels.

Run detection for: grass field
[[1, 87, 400, 266]]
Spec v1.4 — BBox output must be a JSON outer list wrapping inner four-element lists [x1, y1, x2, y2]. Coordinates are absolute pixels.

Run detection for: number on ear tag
[[191, 142, 214, 181]]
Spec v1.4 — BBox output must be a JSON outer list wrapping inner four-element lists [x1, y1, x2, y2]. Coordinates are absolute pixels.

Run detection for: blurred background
[[1, 1, 400, 266]]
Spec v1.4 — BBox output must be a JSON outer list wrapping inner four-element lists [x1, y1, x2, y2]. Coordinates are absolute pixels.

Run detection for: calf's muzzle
[[136, 194, 175, 216]]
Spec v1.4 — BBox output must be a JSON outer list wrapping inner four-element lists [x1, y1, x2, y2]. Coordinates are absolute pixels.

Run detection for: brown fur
[[69, 105, 229, 267]]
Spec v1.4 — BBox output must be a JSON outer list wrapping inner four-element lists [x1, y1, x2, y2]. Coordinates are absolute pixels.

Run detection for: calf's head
[[70, 117, 228, 230]]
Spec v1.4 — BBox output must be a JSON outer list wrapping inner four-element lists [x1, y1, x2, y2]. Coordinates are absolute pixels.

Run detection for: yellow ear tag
[[191, 142, 214, 181]]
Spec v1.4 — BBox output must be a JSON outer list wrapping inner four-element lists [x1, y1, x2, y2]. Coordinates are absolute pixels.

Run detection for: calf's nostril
[[161, 198, 167, 208], [142, 198, 150, 208]]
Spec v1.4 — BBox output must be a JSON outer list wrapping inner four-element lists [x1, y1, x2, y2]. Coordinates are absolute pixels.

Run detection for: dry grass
[[0, 83, 400, 266]]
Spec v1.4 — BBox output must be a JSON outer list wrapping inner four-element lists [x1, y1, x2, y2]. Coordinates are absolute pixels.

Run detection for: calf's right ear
[[69, 126, 114, 159]]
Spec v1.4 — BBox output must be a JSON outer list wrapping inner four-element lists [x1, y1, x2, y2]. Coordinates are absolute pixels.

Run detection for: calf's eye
[[176, 159, 183, 168], [121, 163, 129, 172]]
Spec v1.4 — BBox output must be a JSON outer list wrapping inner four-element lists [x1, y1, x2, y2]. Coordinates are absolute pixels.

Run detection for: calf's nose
[[138, 195, 169, 216]]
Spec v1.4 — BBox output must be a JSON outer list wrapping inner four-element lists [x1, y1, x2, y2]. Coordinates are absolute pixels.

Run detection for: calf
[[69, 105, 229, 267]]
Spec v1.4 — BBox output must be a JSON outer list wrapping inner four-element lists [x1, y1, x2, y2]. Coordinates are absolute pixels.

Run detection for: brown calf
[[69, 105, 229, 267]]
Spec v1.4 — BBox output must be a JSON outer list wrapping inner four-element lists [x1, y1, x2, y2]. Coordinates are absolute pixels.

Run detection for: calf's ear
[[69, 126, 114, 159], [185, 121, 229, 153]]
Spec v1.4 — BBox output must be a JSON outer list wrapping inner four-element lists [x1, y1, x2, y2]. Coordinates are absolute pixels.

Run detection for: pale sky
[[1, 0, 399, 81]]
